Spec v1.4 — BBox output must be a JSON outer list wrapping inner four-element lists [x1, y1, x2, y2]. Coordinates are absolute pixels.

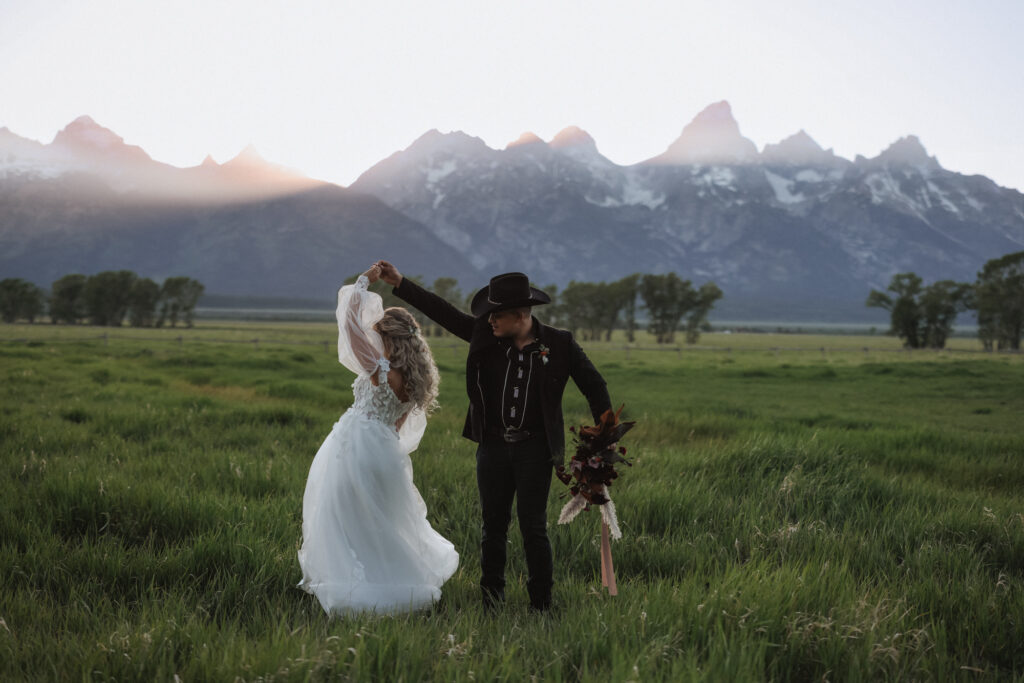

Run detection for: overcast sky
[[2, 0, 1021, 190]]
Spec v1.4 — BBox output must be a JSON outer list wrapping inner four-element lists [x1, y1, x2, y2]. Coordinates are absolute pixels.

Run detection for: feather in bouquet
[[555, 405, 635, 540]]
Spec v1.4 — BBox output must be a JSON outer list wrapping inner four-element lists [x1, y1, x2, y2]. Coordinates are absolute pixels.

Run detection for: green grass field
[[1, 322, 1022, 681]]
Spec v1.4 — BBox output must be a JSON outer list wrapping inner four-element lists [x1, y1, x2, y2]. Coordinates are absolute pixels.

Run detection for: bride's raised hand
[[362, 263, 382, 284]]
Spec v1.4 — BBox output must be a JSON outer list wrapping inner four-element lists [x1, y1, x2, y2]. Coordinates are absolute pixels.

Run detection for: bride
[[297, 264, 459, 615]]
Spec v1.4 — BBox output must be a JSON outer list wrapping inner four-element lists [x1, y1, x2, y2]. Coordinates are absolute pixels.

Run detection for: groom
[[377, 263, 611, 612]]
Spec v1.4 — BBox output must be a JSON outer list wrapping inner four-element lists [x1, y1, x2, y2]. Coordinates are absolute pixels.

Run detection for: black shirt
[[481, 328, 545, 435]]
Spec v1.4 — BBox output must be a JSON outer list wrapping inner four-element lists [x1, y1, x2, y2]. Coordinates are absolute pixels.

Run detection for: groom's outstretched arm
[[378, 261, 475, 342]]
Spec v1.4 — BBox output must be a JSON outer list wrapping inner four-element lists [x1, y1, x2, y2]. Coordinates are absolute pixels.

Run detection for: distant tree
[[538, 283, 564, 328], [157, 277, 185, 328], [84, 270, 137, 326], [427, 277, 462, 336], [970, 250, 1024, 351], [613, 274, 641, 342], [158, 276, 205, 328], [559, 281, 581, 337], [128, 277, 161, 327], [558, 281, 582, 336], [49, 274, 88, 324], [561, 281, 606, 341], [685, 282, 724, 344], [0, 278, 46, 323], [639, 273, 698, 343], [179, 279, 205, 327], [866, 272, 969, 349], [597, 284, 622, 341], [866, 273, 924, 348], [919, 280, 971, 348]]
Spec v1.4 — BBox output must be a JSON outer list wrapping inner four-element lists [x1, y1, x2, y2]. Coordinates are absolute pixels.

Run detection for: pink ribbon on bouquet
[[559, 486, 623, 595], [600, 521, 618, 595]]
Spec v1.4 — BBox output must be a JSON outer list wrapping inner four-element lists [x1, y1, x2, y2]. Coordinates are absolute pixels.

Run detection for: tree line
[[0, 271, 205, 328], [867, 250, 1024, 350], [360, 272, 723, 344]]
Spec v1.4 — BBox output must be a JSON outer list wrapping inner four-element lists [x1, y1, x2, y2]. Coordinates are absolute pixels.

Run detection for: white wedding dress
[[297, 276, 459, 615]]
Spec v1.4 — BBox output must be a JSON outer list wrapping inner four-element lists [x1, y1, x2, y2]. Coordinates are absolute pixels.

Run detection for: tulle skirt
[[297, 410, 459, 615]]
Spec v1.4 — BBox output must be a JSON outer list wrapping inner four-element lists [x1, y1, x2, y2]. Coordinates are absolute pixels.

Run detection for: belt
[[487, 426, 538, 443]]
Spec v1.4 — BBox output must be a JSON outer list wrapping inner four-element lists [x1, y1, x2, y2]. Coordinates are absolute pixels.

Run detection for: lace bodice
[[350, 363, 413, 430]]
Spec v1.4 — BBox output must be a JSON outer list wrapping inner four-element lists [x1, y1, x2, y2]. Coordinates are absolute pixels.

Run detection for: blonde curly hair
[[374, 307, 440, 413]]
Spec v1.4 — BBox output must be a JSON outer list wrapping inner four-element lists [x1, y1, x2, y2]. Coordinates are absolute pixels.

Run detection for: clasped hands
[[363, 260, 402, 287]]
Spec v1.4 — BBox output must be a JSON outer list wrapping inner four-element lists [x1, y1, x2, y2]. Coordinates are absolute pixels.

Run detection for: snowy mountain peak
[[411, 129, 446, 147], [406, 129, 490, 156], [506, 131, 546, 149], [549, 126, 596, 149], [762, 129, 845, 166], [645, 100, 759, 165], [873, 135, 940, 169], [782, 129, 819, 150]]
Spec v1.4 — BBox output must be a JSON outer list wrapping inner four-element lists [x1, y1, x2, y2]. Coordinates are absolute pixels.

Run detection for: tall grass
[[1, 328, 1022, 680]]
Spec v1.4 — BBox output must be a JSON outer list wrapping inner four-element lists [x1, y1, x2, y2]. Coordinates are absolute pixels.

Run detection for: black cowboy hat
[[470, 272, 551, 317]]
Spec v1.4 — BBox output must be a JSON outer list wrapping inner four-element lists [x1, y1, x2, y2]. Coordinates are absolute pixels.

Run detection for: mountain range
[[3, 103, 1023, 321], [0, 117, 477, 299]]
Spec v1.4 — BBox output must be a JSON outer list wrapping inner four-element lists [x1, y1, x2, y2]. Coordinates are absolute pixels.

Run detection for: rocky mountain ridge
[[3, 105, 1023, 320], [350, 102, 1024, 318]]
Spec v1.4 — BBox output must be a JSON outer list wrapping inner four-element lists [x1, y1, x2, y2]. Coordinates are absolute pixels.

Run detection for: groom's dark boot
[[481, 586, 505, 613], [524, 539, 553, 613], [527, 590, 551, 613]]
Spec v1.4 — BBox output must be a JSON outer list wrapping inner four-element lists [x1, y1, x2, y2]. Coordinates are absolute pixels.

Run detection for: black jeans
[[476, 434, 554, 609]]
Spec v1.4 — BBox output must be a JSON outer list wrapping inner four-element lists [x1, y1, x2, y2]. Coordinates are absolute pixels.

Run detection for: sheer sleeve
[[397, 407, 427, 454], [336, 276, 386, 375]]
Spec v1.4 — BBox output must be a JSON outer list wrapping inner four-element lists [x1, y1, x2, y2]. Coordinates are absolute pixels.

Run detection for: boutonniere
[[538, 343, 550, 364]]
